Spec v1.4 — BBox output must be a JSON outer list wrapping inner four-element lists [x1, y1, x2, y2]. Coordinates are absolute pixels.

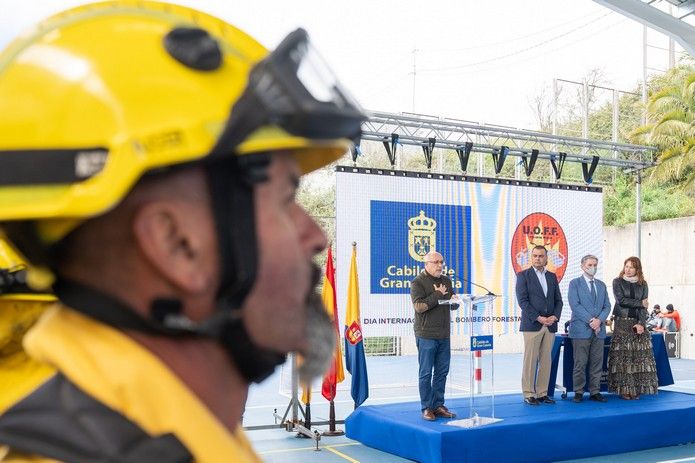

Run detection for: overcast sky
[[0, 0, 681, 130]]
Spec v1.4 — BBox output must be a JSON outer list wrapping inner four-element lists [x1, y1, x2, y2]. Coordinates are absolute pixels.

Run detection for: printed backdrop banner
[[335, 168, 603, 337], [370, 200, 471, 295]]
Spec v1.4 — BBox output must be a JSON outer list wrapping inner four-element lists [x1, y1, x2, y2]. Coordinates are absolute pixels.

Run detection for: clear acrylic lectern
[[441, 294, 503, 428]]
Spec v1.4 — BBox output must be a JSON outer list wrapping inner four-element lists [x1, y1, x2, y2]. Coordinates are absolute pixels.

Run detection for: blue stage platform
[[345, 391, 695, 463]]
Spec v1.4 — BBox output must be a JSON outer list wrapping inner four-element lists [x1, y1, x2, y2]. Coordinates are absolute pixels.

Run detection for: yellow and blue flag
[[344, 243, 368, 406]]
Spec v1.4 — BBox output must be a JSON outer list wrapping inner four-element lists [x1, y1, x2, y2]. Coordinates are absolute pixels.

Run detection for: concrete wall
[[603, 216, 695, 358]]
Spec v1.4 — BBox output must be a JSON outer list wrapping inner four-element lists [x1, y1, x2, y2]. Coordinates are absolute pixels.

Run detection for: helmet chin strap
[[150, 297, 286, 384], [52, 278, 286, 384], [202, 156, 288, 383]]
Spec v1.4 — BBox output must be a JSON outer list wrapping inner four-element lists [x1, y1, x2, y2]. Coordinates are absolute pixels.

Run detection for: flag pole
[[320, 244, 346, 436], [322, 399, 344, 436], [298, 397, 312, 438], [296, 376, 312, 438], [350, 242, 358, 413]]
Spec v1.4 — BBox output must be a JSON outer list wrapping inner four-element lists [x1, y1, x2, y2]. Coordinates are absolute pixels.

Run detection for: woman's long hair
[[618, 256, 646, 285]]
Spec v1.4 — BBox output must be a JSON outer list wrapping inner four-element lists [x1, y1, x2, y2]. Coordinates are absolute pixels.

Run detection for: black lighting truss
[[358, 110, 656, 182]]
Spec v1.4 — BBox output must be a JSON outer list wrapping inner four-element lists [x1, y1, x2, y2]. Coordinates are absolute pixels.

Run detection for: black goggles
[[211, 28, 366, 156]]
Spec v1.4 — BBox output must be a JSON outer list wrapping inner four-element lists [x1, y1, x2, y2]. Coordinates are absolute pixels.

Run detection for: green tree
[[603, 174, 695, 225], [631, 64, 695, 191]]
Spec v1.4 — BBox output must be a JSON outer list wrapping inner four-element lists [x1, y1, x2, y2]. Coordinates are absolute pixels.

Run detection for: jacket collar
[[24, 306, 260, 462]]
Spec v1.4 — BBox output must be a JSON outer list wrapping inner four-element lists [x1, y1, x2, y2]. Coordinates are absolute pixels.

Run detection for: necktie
[[590, 279, 597, 302]]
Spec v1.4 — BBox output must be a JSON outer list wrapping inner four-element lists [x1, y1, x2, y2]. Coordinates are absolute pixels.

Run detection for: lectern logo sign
[[471, 335, 493, 351], [511, 212, 568, 282]]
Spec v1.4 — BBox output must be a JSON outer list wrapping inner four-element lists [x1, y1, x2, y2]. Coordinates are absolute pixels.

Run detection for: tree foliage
[[533, 66, 695, 224], [631, 64, 695, 191], [603, 175, 695, 226]]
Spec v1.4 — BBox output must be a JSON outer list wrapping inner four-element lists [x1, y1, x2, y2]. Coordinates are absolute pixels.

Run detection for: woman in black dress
[[607, 256, 658, 399]]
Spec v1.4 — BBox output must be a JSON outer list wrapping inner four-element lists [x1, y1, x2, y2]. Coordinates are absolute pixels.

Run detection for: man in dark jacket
[[411, 251, 457, 421], [515, 245, 563, 405]]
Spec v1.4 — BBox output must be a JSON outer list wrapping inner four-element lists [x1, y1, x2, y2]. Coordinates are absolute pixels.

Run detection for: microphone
[[451, 276, 499, 312], [457, 275, 498, 297]]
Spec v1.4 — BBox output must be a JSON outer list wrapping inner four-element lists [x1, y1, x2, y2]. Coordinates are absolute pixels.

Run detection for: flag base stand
[[248, 354, 347, 448], [295, 402, 313, 439], [447, 415, 503, 428], [272, 396, 321, 447], [321, 400, 344, 436], [272, 354, 322, 448]]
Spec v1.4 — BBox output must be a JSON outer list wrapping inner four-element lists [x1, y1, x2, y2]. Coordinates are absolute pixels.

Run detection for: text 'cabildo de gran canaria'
[[379, 264, 464, 289]]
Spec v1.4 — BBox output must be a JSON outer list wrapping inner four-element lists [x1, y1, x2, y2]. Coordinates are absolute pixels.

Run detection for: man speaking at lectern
[[411, 251, 457, 421], [516, 245, 563, 405]]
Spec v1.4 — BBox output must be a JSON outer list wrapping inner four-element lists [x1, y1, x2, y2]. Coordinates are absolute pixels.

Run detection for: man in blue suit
[[568, 254, 611, 403], [516, 245, 563, 405]]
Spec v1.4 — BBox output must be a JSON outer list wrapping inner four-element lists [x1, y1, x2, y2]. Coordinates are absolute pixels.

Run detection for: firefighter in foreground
[[0, 2, 365, 461]]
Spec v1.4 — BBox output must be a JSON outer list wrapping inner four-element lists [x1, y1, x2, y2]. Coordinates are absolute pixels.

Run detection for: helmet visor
[[211, 28, 366, 157]]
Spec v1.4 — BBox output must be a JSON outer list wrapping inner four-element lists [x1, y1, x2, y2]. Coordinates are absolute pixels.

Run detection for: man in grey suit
[[515, 245, 563, 405], [568, 254, 611, 403]]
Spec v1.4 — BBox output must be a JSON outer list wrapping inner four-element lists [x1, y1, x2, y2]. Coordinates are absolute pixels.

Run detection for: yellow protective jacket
[[0, 307, 261, 463], [0, 238, 55, 413], [0, 296, 55, 413]]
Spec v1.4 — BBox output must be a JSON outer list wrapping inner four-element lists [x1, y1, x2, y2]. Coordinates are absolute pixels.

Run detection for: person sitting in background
[[655, 304, 681, 332], [647, 304, 662, 331]]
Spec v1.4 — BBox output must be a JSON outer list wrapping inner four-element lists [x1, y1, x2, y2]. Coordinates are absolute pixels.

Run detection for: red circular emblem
[[511, 212, 568, 282]]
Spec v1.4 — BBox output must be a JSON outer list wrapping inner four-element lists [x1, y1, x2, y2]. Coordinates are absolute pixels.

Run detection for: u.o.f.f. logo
[[408, 210, 436, 262], [511, 212, 568, 281], [345, 321, 363, 345]]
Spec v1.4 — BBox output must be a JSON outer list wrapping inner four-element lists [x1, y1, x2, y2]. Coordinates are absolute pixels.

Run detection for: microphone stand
[[458, 276, 498, 297]]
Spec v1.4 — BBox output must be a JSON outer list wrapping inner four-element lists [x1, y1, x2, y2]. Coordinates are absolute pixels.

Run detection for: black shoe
[[538, 395, 555, 404], [573, 393, 583, 403], [524, 397, 540, 405], [589, 393, 607, 403]]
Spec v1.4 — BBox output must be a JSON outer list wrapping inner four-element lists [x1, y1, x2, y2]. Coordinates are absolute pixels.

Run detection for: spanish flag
[[344, 243, 369, 407], [321, 246, 345, 401]]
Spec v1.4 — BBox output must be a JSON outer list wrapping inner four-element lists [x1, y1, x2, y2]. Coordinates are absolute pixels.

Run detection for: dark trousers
[[416, 337, 450, 411], [572, 335, 604, 395]]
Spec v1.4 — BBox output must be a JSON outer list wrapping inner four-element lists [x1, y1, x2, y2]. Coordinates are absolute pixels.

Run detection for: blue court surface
[[245, 354, 695, 462]]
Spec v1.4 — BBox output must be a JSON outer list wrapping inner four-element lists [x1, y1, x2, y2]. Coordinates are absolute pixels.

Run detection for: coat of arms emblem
[[408, 210, 436, 262]]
